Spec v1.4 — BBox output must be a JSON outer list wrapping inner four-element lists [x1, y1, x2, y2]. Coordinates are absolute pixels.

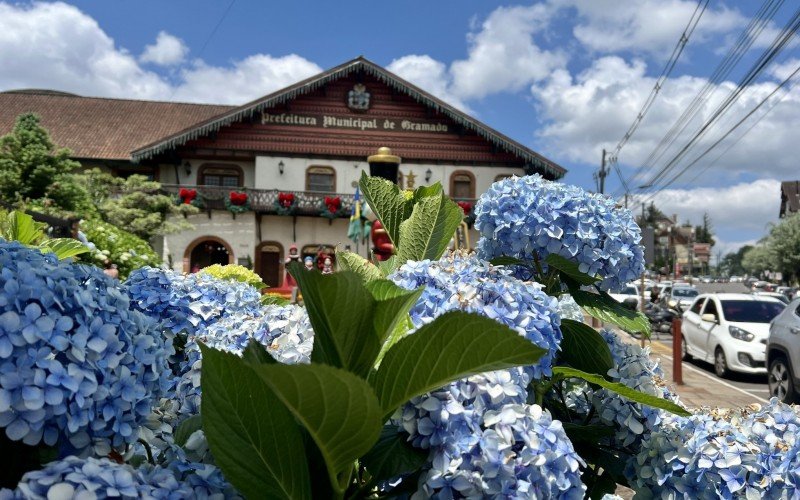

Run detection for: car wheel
[[714, 347, 729, 378], [682, 337, 692, 361], [768, 357, 797, 404]]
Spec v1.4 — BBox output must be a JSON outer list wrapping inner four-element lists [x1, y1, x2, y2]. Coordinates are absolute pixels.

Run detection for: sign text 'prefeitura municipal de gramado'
[[261, 112, 450, 133]]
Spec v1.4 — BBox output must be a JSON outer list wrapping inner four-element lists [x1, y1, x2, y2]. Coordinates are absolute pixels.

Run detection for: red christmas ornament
[[229, 191, 248, 206], [278, 192, 295, 208], [324, 196, 341, 213], [179, 188, 197, 204]]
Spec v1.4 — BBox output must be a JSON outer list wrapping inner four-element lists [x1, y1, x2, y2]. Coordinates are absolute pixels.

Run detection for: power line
[[643, 60, 800, 202], [619, 0, 786, 195], [605, 0, 708, 196], [639, 6, 800, 193]]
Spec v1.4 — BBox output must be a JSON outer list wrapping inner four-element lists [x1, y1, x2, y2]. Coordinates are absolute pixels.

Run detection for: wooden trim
[[197, 162, 244, 186], [305, 165, 337, 192], [254, 240, 285, 287], [449, 169, 476, 199], [182, 236, 234, 272]]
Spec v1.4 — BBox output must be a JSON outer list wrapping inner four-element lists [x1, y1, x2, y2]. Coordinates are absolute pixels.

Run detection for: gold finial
[[367, 147, 401, 164]]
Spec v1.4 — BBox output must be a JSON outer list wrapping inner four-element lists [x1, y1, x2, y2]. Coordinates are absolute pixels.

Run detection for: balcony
[[161, 184, 477, 218]]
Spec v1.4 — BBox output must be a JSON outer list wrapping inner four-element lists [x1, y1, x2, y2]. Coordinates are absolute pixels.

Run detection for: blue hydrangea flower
[[0, 455, 237, 499], [0, 242, 172, 453], [411, 404, 586, 499], [390, 252, 562, 380], [630, 399, 800, 498], [474, 175, 645, 292], [125, 267, 263, 338]]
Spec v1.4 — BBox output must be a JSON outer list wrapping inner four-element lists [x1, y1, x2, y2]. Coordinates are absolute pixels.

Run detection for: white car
[[609, 284, 640, 310], [681, 293, 785, 377]]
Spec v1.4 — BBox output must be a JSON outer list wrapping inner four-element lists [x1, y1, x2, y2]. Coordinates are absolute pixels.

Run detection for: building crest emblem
[[347, 84, 371, 111]]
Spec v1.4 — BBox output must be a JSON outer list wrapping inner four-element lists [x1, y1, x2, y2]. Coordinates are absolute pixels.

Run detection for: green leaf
[[377, 256, 399, 276], [366, 280, 423, 345], [359, 172, 412, 247], [558, 319, 614, 376], [261, 294, 291, 306], [242, 338, 276, 365], [561, 422, 615, 444], [174, 415, 203, 447], [544, 254, 600, 285], [200, 345, 311, 500], [412, 183, 443, 201], [40, 238, 89, 260], [372, 311, 546, 420], [361, 426, 428, 484], [252, 363, 383, 492], [337, 250, 383, 283], [570, 289, 651, 336], [289, 264, 380, 378], [553, 366, 691, 416], [396, 191, 464, 263], [8, 211, 44, 246]]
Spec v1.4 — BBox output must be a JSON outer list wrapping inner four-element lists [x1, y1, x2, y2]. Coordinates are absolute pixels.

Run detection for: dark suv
[[766, 298, 800, 403]]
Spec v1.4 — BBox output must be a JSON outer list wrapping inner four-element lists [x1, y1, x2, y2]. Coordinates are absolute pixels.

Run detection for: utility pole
[[599, 149, 608, 194]]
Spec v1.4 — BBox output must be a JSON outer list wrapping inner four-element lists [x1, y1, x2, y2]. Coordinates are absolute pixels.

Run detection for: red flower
[[229, 191, 248, 206], [324, 196, 341, 213], [278, 192, 295, 208], [457, 201, 472, 215], [179, 188, 197, 204]]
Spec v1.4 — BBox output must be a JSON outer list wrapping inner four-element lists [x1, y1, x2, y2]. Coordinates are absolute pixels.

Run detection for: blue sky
[[1, 0, 799, 257]]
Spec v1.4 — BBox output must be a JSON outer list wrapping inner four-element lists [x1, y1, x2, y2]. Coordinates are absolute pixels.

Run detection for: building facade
[[0, 57, 565, 288]]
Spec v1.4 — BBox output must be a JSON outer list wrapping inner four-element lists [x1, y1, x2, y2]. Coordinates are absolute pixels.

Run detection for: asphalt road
[[649, 280, 771, 402]]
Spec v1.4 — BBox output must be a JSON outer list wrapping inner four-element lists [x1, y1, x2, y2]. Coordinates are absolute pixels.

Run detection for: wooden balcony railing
[[161, 184, 477, 218]]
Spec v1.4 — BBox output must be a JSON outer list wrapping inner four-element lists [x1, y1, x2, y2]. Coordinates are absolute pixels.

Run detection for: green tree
[[720, 244, 752, 276], [742, 243, 776, 277], [0, 114, 82, 202], [769, 212, 800, 283], [694, 212, 715, 246]]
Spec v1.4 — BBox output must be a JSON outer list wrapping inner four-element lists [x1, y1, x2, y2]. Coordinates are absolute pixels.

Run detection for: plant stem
[[137, 438, 155, 465]]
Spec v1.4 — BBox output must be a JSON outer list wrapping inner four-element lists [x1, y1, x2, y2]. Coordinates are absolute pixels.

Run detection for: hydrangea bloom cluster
[[390, 252, 562, 380], [630, 399, 800, 498], [558, 329, 682, 449], [474, 175, 645, 291], [411, 404, 585, 499], [0, 241, 172, 452], [124, 267, 263, 337], [0, 455, 235, 499], [175, 305, 312, 419]]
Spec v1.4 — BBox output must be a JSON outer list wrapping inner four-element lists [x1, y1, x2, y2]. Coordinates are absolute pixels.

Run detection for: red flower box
[[278, 192, 295, 208], [179, 188, 197, 204], [229, 191, 248, 206], [324, 196, 341, 213]]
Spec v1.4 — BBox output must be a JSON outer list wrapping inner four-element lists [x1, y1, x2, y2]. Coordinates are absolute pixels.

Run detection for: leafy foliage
[[0, 209, 88, 260], [80, 219, 160, 279]]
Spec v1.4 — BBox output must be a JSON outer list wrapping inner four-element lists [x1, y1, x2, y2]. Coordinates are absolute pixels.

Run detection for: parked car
[[609, 284, 640, 310], [767, 298, 800, 403], [753, 291, 790, 305], [730, 276, 742, 283], [682, 293, 785, 377], [776, 286, 797, 300], [662, 286, 699, 311]]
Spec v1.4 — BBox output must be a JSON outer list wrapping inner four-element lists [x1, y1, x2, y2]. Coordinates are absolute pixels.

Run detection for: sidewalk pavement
[[615, 330, 767, 409]]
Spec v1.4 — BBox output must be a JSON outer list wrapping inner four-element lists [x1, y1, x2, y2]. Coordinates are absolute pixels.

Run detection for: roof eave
[[131, 57, 566, 179]]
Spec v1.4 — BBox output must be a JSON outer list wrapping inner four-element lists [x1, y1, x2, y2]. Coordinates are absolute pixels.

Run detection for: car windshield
[[672, 288, 698, 298], [720, 300, 785, 323], [621, 286, 637, 295]]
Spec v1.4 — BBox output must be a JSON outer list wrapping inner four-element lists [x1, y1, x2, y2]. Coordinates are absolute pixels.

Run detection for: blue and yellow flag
[[347, 186, 362, 243]]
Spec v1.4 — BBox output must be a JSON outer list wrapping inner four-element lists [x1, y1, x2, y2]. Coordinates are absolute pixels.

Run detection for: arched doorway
[[255, 241, 283, 287], [183, 236, 233, 272]]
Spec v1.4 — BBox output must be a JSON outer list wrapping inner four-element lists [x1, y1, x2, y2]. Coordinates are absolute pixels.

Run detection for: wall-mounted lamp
[[183, 161, 192, 176], [278, 161, 285, 175], [425, 168, 432, 183]]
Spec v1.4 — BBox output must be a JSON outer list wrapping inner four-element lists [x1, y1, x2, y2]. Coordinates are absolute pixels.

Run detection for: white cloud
[[386, 55, 470, 112], [531, 56, 800, 185], [0, 2, 321, 104], [450, 4, 566, 99], [172, 55, 321, 104], [629, 179, 781, 251], [140, 31, 188, 66], [555, 0, 744, 57]]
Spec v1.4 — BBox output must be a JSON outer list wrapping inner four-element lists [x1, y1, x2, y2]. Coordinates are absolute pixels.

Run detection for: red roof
[[0, 90, 233, 160]]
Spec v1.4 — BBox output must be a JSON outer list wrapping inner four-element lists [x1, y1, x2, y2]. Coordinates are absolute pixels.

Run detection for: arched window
[[306, 166, 336, 192], [255, 241, 283, 288], [198, 163, 243, 187], [183, 236, 234, 272], [450, 170, 476, 200]]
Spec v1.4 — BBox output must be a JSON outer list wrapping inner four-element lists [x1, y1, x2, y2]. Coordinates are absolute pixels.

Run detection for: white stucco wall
[[253, 155, 524, 197], [161, 211, 257, 271]]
